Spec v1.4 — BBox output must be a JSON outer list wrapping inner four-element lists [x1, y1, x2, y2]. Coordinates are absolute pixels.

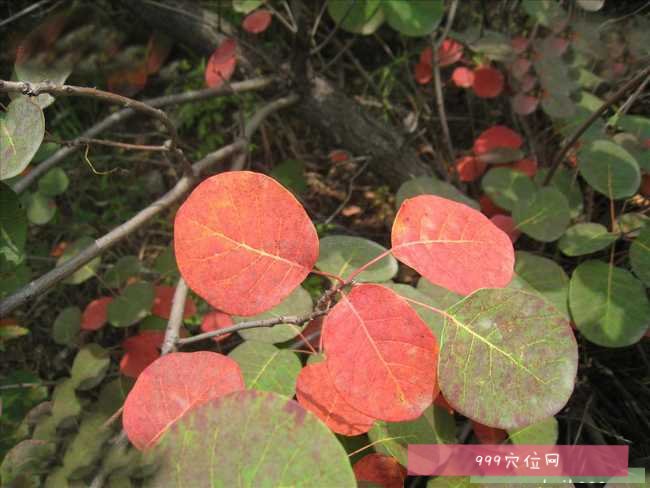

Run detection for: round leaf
[[578, 139, 641, 199], [512, 187, 571, 242], [174, 171, 319, 316], [396, 176, 479, 209], [353, 453, 406, 488], [296, 362, 375, 436], [327, 0, 384, 35], [108, 282, 155, 328], [558, 223, 617, 256], [104, 255, 142, 288], [569, 260, 649, 347], [242, 9, 272, 34], [0, 97, 45, 180], [144, 390, 355, 486], [81, 296, 113, 331], [535, 168, 583, 218], [119, 331, 164, 378], [24, 192, 56, 225], [70, 344, 110, 391], [57, 236, 101, 285], [630, 226, 650, 287], [236, 285, 313, 343], [507, 416, 559, 444], [204, 38, 237, 89], [37, 168, 69, 197], [322, 284, 439, 421], [382, 0, 444, 37], [440, 288, 578, 429], [481, 167, 536, 211], [317, 235, 397, 283], [0, 183, 27, 271], [368, 404, 456, 467], [392, 195, 515, 296], [52, 306, 81, 346], [123, 351, 245, 450], [151, 285, 196, 319], [0, 439, 55, 485], [229, 341, 302, 396], [514, 251, 569, 317]]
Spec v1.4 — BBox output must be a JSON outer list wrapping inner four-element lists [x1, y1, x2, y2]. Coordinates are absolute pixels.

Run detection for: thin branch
[[542, 66, 650, 185], [10, 77, 276, 194], [0, 0, 55, 28], [160, 278, 188, 355], [323, 159, 369, 224], [0, 79, 191, 170], [177, 311, 326, 346], [49, 136, 170, 152], [0, 94, 298, 318]]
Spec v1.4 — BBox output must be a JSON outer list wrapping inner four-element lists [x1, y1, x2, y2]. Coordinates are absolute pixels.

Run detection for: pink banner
[[408, 445, 628, 477]]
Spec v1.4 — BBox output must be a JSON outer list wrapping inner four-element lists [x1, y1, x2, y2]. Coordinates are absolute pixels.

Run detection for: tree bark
[[127, 0, 433, 187]]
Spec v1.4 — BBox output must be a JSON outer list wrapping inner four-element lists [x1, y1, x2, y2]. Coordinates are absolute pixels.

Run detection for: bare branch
[[161, 278, 189, 355], [10, 77, 277, 193], [49, 136, 170, 153], [0, 94, 298, 318]]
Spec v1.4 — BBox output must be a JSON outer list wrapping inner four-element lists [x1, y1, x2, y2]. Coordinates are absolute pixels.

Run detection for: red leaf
[[511, 158, 538, 177], [322, 284, 438, 421], [123, 351, 244, 450], [451, 66, 474, 87], [151, 285, 197, 320], [512, 93, 539, 115], [300, 316, 324, 350], [120, 331, 165, 379], [640, 174, 650, 197], [414, 62, 432, 85], [454, 155, 487, 182], [107, 65, 148, 97], [479, 194, 508, 217], [329, 149, 350, 163], [50, 241, 68, 257], [242, 9, 272, 34], [174, 171, 319, 316], [392, 195, 515, 295], [296, 362, 375, 436], [472, 66, 504, 98], [490, 215, 521, 243], [438, 39, 463, 67], [200, 310, 233, 342], [419, 46, 433, 65], [471, 420, 508, 444], [204, 38, 237, 88], [473, 125, 523, 156], [145, 32, 173, 75], [353, 453, 406, 488], [510, 57, 532, 79], [81, 296, 113, 331], [511, 36, 529, 54]]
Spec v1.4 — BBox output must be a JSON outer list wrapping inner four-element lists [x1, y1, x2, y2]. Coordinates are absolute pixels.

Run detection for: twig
[[48, 136, 170, 153], [11, 77, 276, 194], [160, 278, 188, 355], [0, 0, 54, 28], [0, 79, 191, 170], [177, 311, 326, 346], [0, 94, 298, 318], [542, 66, 650, 185]]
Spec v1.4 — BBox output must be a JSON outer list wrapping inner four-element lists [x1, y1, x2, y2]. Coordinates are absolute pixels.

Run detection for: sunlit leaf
[[57, 236, 101, 285]]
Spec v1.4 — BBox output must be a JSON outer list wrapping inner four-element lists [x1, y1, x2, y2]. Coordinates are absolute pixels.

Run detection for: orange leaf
[[81, 296, 113, 331], [205, 38, 237, 88], [174, 171, 319, 316], [451, 66, 474, 88], [120, 331, 165, 379], [353, 453, 406, 488], [151, 285, 197, 320], [414, 61, 432, 84], [454, 155, 487, 182], [473, 125, 523, 156], [200, 310, 233, 342], [490, 214, 521, 243], [322, 284, 438, 421], [392, 195, 515, 295], [242, 9, 272, 34], [438, 38, 463, 67]]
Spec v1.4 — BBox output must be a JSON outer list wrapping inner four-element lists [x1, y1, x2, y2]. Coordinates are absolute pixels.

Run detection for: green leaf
[[138, 315, 168, 332], [427, 477, 472, 488], [613, 132, 650, 172], [317, 235, 397, 283], [38, 168, 69, 197], [558, 223, 617, 256], [107, 282, 155, 328], [440, 288, 578, 429], [144, 390, 356, 487], [270, 159, 308, 194], [569, 260, 650, 347], [368, 404, 456, 467], [630, 226, 650, 287], [0, 439, 55, 485], [52, 306, 81, 346], [228, 341, 302, 396], [396, 176, 479, 210], [0, 262, 30, 299], [613, 212, 648, 237], [0, 182, 27, 272], [534, 168, 583, 218], [104, 255, 142, 288], [62, 411, 114, 479], [481, 167, 536, 211], [70, 344, 111, 390], [465, 30, 513, 62], [513, 251, 569, 317], [0, 97, 45, 180], [236, 286, 312, 343], [23, 191, 56, 225], [615, 114, 650, 140], [382, 0, 444, 37], [507, 416, 559, 444], [512, 187, 571, 242], [327, 0, 384, 35], [51, 379, 82, 426], [0, 324, 29, 343], [231, 0, 263, 14], [578, 139, 641, 199], [521, 0, 566, 27], [577, 0, 605, 11], [57, 236, 101, 285], [152, 247, 178, 277], [14, 57, 73, 109]]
